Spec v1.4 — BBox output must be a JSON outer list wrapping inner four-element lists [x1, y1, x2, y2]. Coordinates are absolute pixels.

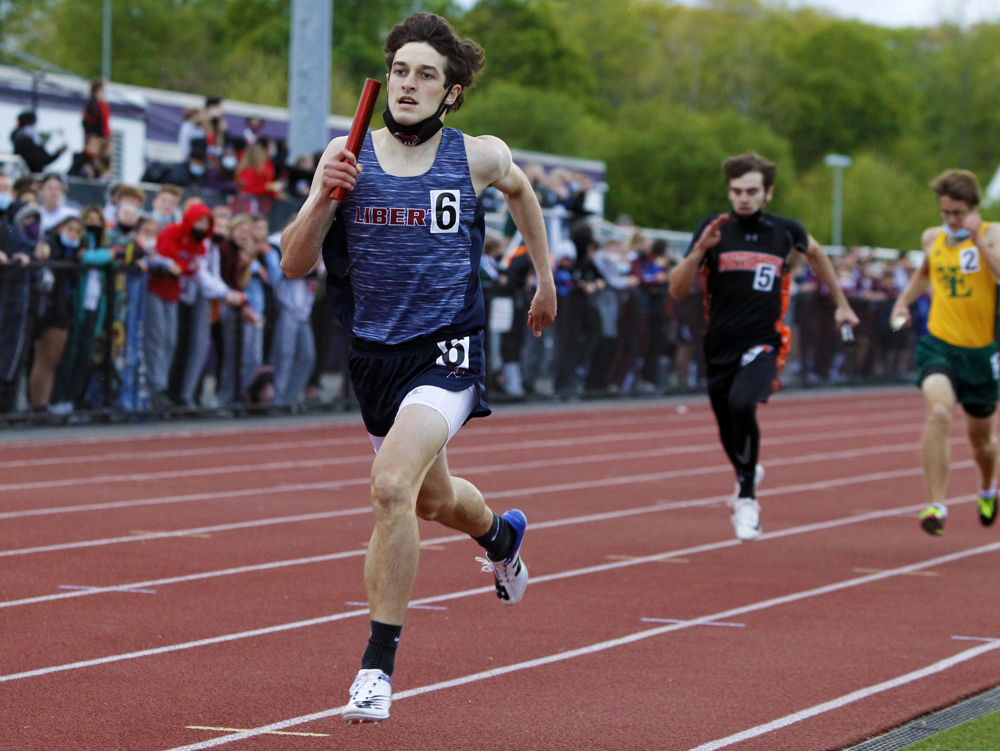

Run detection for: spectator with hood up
[[145, 201, 213, 408]]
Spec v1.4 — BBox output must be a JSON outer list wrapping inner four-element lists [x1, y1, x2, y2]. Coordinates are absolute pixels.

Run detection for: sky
[[453, 0, 1000, 28]]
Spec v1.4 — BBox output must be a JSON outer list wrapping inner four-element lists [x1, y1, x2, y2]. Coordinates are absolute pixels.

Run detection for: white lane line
[[0, 392, 918, 453], [185, 726, 329, 738], [0, 421, 929, 520], [0, 407, 920, 472], [951, 636, 1000, 643], [154, 540, 1000, 751], [642, 618, 745, 628], [684, 641, 1000, 751], [0, 444, 972, 560], [0, 507, 373, 558], [344, 601, 447, 611], [0, 483, 345, 521], [0, 411, 923, 492], [0, 493, 979, 684], [59, 585, 157, 594]]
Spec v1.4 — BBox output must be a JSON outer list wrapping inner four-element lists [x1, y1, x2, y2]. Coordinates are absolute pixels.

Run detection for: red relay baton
[[330, 78, 382, 201]]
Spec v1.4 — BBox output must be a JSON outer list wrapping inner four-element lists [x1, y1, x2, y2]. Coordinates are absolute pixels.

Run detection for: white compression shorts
[[369, 384, 480, 453]]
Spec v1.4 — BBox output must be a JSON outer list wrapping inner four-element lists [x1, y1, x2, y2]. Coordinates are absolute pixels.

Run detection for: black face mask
[[732, 208, 765, 227], [382, 90, 452, 147], [213, 232, 225, 244], [118, 222, 136, 234], [191, 228, 208, 242], [85, 225, 103, 245]]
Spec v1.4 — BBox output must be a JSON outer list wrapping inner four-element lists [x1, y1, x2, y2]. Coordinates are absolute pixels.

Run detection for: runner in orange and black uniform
[[670, 152, 859, 541]]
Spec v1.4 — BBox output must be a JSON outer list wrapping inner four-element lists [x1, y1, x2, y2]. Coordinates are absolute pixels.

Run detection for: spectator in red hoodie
[[144, 201, 213, 407]]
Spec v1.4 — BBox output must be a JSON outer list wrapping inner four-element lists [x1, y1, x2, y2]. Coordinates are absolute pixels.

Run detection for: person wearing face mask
[[163, 150, 209, 189], [890, 170, 1000, 536], [48, 205, 118, 412], [29, 216, 83, 410], [106, 202, 141, 246], [279, 13, 557, 722], [102, 184, 147, 228], [0, 205, 47, 413], [102, 212, 155, 410], [169, 205, 244, 408], [150, 185, 183, 229], [144, 201, 213, 408], [670, 152, 859, 542]]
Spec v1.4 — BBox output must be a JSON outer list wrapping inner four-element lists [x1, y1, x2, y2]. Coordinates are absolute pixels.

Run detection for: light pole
[[102, 0, 112, 81], [823, 153, 852, 248], [288, 0, 332, 161]]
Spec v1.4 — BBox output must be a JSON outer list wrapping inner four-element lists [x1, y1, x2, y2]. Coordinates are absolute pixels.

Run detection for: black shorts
[[706, 345, 778, 404], [349, 329, 492, 437]]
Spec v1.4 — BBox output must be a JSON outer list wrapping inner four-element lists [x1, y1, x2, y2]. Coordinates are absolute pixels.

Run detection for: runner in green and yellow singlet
[[892, 170, 1000, 535]]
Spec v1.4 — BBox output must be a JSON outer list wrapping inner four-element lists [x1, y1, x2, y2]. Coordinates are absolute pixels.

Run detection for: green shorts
[[915, 334, 999, 417]]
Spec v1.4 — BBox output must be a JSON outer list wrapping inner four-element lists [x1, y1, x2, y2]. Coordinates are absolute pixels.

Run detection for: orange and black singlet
[[686, 212, 807, 368]]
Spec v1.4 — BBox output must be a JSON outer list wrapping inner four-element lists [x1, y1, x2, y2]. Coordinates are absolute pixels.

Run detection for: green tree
[[552, 0, 654, 108], [766, 21, 915, 167], [447, 80, 608, 158], [456, 0, 593, 94], [789, 153, 939, 249], [602, 102, 793, 231]]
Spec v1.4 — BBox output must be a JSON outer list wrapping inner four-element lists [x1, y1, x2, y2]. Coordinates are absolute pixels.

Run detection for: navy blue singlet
[[322, 128, 486, 345]]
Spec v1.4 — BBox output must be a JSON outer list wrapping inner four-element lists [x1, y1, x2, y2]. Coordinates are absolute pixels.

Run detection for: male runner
[[280, 13, 556, 724], [889, 170, 999, 535], [669, 153, 858, 541]]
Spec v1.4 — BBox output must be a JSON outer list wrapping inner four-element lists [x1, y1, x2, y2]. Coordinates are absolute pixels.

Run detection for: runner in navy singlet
[[669, 153, 858, 542], [279, 13, 556, 723]]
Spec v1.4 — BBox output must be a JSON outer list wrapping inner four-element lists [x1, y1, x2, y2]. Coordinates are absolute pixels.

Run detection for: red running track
[[1, 388, 999, 751]]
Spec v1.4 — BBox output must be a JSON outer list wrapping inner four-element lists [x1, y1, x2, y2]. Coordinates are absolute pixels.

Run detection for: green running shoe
[[920, 503, 948, 536], [978, 491, 998, 527]]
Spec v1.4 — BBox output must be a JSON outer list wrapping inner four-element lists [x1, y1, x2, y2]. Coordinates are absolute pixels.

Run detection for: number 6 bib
[[430, 190, 460, 234]]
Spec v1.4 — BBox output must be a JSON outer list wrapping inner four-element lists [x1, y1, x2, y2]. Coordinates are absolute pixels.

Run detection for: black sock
[[361, 620, 402, 676], [738, 474, 756, 499], [474, 513, 516, 562]]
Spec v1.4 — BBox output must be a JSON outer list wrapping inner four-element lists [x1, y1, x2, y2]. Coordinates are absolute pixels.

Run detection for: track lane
[[4, 388, 993, 751]]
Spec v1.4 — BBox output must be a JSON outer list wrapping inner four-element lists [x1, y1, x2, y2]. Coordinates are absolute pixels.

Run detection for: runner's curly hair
[[383, 13, 485, 114], [723, 153, 778, 190]]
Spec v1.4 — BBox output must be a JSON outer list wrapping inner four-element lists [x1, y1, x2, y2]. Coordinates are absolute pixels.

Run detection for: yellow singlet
[[927, 223, 998, 348]]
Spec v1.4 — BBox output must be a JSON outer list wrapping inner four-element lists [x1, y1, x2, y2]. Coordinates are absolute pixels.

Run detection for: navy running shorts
[[349, 329, 492, 437]]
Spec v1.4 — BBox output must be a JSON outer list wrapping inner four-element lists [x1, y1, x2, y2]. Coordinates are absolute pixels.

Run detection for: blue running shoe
[[477, 509, 529, 605]]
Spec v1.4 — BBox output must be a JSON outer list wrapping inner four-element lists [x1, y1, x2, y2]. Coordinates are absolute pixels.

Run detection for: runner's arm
[[669, 214, 726, 300], [889, 231, 935, 329], [801, 236, 860, 328], [476, 135, 555, 335], [280, 136, 356, 279], [974, 222, 1000, 282]]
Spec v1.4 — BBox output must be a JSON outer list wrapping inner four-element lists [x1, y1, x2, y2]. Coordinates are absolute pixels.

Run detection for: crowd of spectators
[[141, 96, 319, 213], [0, 92, 940, 417], [483, 185, 928, 399], [0, 169, 328, 415]]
